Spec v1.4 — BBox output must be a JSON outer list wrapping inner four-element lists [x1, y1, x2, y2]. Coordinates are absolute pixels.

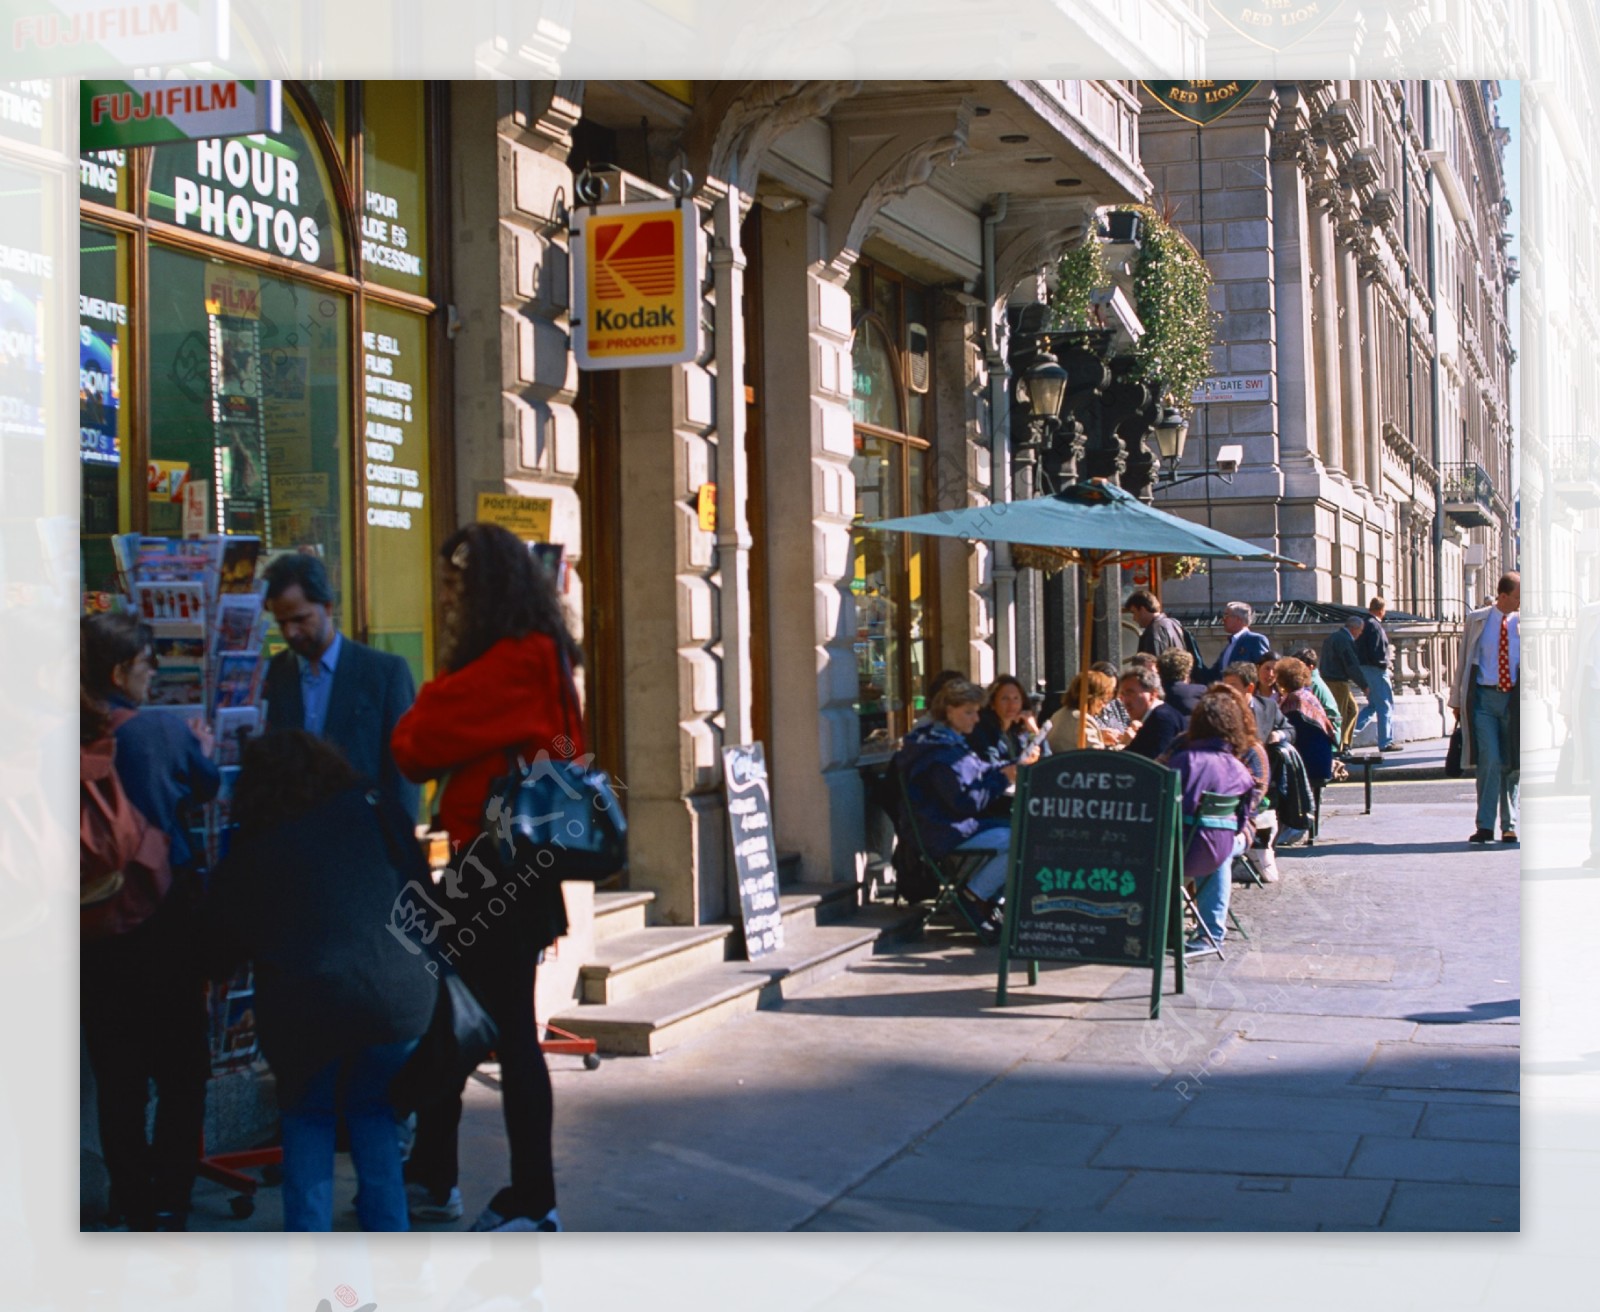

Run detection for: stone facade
[[1143, 81, 1516, 738]]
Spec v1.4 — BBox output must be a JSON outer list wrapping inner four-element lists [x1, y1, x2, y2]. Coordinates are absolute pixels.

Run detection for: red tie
[[1497, 614, 1511, 692]]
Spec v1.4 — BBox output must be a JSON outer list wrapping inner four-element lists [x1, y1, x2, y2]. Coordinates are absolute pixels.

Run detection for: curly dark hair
[[439, 522, 582, 673], [232, 730, 363, 833], [985, 674, 1026, 711], [81, 687, 112, 745], [1189, 685, 1256, 759]]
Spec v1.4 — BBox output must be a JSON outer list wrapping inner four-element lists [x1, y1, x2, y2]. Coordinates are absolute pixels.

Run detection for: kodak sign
[[572, 198, 701, 370]]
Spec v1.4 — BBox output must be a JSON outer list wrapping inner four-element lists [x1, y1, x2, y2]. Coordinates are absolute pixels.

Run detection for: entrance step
[[578, 924, 733, 1005], [549, 902, 924, 1057], [778, 882, 859, 932], [592, 890, 656, 943], [777, 850, 803, 886]]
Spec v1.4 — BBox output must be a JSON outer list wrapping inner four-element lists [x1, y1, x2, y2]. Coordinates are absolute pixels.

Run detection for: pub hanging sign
[[1140, 80, 1260, 127], [571, 198, 702, 371]]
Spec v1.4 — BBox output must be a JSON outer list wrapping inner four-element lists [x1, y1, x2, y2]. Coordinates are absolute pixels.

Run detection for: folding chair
[[894, 768, 996, 938], [1180, 790, 1251, 959]]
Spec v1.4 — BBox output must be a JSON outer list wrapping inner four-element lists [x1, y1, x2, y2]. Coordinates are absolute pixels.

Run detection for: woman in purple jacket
[[894, 679, 1018, 944], [1162, 687, 1260, 955]]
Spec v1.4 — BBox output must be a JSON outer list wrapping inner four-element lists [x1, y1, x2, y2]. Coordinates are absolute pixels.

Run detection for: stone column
[[1307, 189, 1344, 477], [616, 200, 729, 927], [1269, 122, 1319, 479], [1337, 232, 1365, 486], [1358, 257, 1384, 508], [758, 204, 864, 884]]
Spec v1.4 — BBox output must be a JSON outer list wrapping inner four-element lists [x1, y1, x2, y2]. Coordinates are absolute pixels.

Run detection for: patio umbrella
[[859, 479, 1304, 747]]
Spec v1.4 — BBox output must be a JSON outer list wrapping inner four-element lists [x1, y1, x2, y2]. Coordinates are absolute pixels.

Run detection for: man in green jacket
[[1293, 647, 1343, 744]]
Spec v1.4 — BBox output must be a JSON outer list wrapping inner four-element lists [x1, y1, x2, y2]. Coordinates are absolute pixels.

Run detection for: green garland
[[1047, 204, 1216, 408]]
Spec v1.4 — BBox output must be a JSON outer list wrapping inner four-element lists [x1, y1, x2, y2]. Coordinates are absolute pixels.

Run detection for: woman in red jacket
[[391, 522, 584, 1232]]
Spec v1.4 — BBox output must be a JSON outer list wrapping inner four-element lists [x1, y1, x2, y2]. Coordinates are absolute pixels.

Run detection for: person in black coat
[[1119, 666, 1189, 759], [260, 553, 420, 820], [965, 674, 1047, 768], [206, 731, 436, 1231], [1157, 647, 1208, 717]]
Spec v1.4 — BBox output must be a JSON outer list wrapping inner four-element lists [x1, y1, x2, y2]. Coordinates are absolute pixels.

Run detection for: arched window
[[848, 259, 938, 754], [78, 83, 442, 686]]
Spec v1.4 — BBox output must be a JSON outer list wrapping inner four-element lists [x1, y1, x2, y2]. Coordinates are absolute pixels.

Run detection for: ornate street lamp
[[1014, 349, 1070, 454], [1151, 405, 1190, 479]]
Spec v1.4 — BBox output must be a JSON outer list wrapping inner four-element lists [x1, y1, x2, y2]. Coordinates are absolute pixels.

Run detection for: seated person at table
[[1046, 670, 1129, 752], [966, 674, 1047, 767], [894, 679, 1018, 943], [1157, 647, 1208, 717], [1291, 647, 1343, 743], [1120, 666, 1188, 759], [1093, 660, 1132, 735], [1161, 688, 1260, 953], [1221, 660, 1289, 746]]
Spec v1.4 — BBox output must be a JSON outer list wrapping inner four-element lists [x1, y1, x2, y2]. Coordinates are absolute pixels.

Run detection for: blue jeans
[[1192, 831, 1247, 945], [279, 1039, 419, 1231], [1471, 686, 1519, 835], [1355, 665, 1395, 746], [954, 823, 1012, 902]]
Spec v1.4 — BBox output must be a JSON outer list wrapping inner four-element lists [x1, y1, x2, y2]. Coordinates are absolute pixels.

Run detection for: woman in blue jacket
[[894, 679, 1018, 944]]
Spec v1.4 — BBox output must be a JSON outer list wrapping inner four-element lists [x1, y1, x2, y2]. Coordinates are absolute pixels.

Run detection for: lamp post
[[1012, 347, 1069, 482]]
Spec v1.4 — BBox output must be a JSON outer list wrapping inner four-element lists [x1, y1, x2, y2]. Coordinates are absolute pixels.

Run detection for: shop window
[[360, 81, 429, 297], [79, 146, 130, 210], [146, 95, 347, 273], [362, 302, 433, 685], [79, 223, 132, 594], [145, 245, 354, 627], [848, 260, 936, 754]]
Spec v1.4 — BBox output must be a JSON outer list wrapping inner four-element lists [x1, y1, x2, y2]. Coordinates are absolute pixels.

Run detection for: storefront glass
[[146, 245, 354, 626], [362, 302, 433, 683], [146, 97, 347, 273], [79, 223, 132, 594], [360, 81, 429, 298]]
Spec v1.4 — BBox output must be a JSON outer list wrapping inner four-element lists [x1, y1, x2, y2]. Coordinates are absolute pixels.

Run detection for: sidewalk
[[190, 769, 1518, 1232]]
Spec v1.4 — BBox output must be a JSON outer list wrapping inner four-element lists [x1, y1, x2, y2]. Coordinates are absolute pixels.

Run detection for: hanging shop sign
[[723, 743, 784, 960], [12, 2, 229, 77], [997, 751, 1183, 1018], [1140, 80, 1260, 127], [477, 492, 553, 542], [1205, 0, 1347, 52], [81, 79, 281, 151], [571, 197, 701, 370]]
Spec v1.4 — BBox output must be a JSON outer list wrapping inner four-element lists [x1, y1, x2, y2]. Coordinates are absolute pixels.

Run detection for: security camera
[[1216, 444, 1243, 477]]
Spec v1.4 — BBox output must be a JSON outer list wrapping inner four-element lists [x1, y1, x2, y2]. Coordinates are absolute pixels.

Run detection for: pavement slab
[[181, 767, 1518, 1234]]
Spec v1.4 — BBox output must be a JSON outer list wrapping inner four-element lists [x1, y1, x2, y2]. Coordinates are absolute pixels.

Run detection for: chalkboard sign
[[723, 743, 784, 959], [997, 750, 1182, 1017]]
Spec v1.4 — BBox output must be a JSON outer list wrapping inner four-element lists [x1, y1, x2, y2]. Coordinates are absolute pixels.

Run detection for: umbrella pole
[[1078, 562, 1100, 749]]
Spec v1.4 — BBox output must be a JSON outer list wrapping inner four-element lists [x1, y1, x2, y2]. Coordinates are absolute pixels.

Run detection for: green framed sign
[[81, 80, 281, 151], [996, 750, 1185, 1018]]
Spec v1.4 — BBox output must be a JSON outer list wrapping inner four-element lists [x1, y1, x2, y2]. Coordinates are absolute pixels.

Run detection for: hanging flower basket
[[1163, 554, 1209, 580]]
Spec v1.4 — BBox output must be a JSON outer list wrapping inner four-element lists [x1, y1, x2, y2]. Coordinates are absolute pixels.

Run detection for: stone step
[[550, 904, 925, 1057], [577, 923, 734, 1006], [777, 883, 859, 933], [777, 849, 803, 886], [592, 889, 656, 942]]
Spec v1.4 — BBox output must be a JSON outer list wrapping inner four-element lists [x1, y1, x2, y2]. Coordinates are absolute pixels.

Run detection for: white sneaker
[[470, 1197, 562, 1232], [407, 1183, 463, 1222]]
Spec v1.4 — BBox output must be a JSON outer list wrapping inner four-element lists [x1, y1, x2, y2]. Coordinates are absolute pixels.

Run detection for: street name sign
[[997, 750, 1184, 1017], [572, 197, 702, 370], [723, 743, 784, 960]]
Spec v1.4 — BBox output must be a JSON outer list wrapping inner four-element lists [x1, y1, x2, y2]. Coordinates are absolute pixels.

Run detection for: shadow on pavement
[[1404, 998, 1520, 1024]]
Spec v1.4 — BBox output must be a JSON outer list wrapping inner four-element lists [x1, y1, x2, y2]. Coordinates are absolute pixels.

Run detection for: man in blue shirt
[[261, 554, 420, 819]]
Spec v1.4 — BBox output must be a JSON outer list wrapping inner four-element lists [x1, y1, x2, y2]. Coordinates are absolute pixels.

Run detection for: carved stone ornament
[[685, 81, 863, 198]]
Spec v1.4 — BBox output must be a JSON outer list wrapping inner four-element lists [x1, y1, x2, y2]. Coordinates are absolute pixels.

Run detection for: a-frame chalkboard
[[996, 750, 1186, 1018]]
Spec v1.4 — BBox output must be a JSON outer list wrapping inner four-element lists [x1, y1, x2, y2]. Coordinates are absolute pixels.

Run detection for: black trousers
[[81, 897, 210, 1228], [407, 929, 556, 1219]]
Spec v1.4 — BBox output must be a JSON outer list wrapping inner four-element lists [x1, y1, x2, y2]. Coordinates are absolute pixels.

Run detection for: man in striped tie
[[1448, 572, 1520, 844]]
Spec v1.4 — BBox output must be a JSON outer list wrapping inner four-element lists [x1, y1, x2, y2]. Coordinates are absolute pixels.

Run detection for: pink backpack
[[80, 710, 173, 941]]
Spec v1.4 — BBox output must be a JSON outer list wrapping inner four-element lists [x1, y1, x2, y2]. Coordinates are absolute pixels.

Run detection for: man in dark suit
[[1156, 648, 1208, 716], [1125, 589, 1188, 658], [1200, 601, 1272, 683], [1119, 667, 1187, 760], [261, 553, 420, 820]]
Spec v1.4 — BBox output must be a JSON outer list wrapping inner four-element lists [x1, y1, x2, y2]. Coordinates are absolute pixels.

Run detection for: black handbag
[[484, 648, 626, 881], [389, 968, 498, 1116], [1445, 725, 1464, 778]]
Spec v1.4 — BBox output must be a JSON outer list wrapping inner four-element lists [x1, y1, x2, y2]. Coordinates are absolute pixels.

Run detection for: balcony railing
[[1551, 438, 1600, 507], [1441, 461, 1495, 528]]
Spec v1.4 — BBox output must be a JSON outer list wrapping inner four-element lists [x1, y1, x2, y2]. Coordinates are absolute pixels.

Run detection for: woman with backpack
[[204, 731, 436, 1230], [80, 612, 219, 1231], [391, 522, 586, 1232]]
